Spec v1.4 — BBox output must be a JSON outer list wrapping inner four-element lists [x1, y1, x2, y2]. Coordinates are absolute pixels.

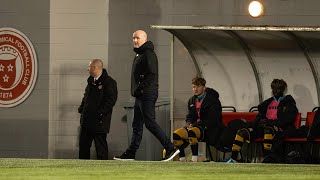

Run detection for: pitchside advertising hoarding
[[0, 27, 38, 107]]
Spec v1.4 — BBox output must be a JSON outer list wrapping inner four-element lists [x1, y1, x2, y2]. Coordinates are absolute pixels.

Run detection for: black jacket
[[307, 109, 320, 140], [186, 88, 222, 146], [131, 41, 158, 97], [254, 95, 298, 130], [312, 109, 320, 127], [78, 69, 118, 133]]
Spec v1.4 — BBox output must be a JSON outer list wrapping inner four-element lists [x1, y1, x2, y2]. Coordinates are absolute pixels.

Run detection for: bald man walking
[[78, 59, 118, 160], [114, 30, 179, 161]]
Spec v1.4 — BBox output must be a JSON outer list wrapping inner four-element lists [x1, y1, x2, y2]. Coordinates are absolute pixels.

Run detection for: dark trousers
[[79, 127, 108, 160], [128, 90, 174, 154]]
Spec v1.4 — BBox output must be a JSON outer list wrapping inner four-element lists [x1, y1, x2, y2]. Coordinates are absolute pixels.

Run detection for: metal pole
[[170, 34, 174, 141]]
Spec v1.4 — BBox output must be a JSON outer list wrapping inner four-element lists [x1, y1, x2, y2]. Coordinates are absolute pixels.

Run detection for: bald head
[[133, 30, 148, 48], [88, 59, 103, 78], [91, 59, 103, 69]]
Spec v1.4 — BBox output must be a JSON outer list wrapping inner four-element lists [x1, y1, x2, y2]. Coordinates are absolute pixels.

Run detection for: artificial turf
[[0, 158, 319, 179]]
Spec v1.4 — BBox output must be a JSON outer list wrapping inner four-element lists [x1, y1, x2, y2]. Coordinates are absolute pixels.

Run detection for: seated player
[[307, 108, 320, 141], [286, 108, 320, 164], [173, 77, 222, 162], [227, 79, 298, 163]]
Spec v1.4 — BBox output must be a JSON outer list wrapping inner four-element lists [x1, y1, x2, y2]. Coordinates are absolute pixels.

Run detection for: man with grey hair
[[78, 59, 118, 160], [114, 30, 179, 161]]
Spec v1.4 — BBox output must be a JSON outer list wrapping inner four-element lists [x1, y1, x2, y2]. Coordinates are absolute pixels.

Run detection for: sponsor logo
[[0, 28, 38, 107]]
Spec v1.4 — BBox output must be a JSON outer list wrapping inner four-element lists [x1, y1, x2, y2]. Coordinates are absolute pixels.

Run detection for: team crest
[[0, 28, 38, 107]]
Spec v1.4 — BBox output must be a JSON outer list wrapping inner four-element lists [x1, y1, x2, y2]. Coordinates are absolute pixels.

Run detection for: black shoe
[[113, 151, 135, 161], [162, 148, 180, 162]]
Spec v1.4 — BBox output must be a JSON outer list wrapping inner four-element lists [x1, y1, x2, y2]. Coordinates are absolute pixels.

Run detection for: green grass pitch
[[0, 158, 319, 179]]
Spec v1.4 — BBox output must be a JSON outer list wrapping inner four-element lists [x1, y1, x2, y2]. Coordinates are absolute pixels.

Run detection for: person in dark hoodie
[[226, 79, 298, 163], [173, 77, 222, 162], [78, 59, 118, 160], [114, 30, 179, 161], [307, 109, 320, 141]]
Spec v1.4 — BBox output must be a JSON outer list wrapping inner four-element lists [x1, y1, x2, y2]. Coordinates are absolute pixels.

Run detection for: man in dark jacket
[[114, 30, 179, 161], [78, 59, 118, 160], [227, 79, 298, 163], [173, 77, 222, 162]]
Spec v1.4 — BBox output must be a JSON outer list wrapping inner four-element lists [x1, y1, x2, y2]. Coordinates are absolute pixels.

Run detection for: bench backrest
[[294, 112, 302, 129], [221, 112, 258, 126], [222, 112, 302, 128], [305, 112, 316, 127]]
